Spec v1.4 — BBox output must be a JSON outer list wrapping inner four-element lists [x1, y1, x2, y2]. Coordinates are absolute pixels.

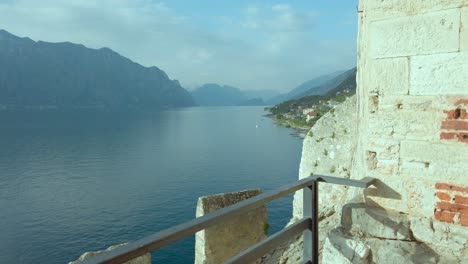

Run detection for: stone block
[[322, 227, 441, 264], [322, 230, 371, 264], [410, 52, 468, 95], [410, 216, 468, 262], [195, 189, 267, 264], [369, 9, 460, 58], [368, 238, 439, 264], [399, 141, 467, 184], [378, 95, 439, 112], [462, 7, 468, 52], [404, 179, 439, 217], [365, 138, 400, 161], [358, 175, 410, 214], [342, 206, 413, 240], [366, 110, 441, 141], [367, 57, 409, 95]]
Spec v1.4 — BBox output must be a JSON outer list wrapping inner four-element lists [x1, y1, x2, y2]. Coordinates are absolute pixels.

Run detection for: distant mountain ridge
[[296, 68, 356, 98], [190, 83, 265, 106], [0, 29, 195, 109], [266, 69, 352, 105], [270, 68, 357, 115]]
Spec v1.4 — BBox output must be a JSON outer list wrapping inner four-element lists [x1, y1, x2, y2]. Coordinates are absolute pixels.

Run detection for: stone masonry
[[195, 189, 267, 264], [277, 1, 468, 263]]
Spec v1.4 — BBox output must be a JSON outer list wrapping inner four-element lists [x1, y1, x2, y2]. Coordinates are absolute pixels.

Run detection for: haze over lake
[[0, 106, 302, 264]]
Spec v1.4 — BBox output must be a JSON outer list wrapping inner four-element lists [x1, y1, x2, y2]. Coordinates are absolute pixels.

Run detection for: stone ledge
[[195, 189, 267, 264], [341, 205, 413, 241]]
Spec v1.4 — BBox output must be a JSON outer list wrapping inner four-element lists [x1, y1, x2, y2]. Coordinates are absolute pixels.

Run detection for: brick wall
[[353, 0, 468, 260], [435, 183, 468, 226], [441, 100, 468, 143]]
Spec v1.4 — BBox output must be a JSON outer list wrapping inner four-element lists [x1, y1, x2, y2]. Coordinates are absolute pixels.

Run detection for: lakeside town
[[266, 87, 354, 136]]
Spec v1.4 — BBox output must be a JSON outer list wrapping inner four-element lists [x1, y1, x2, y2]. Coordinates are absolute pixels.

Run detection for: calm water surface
[[0, 106, 303, 264]]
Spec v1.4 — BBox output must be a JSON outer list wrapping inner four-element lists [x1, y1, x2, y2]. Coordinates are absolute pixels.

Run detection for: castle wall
[[355, 0, 468, 229], [288, 1, 468, 263], [350, 0, 468, 261]]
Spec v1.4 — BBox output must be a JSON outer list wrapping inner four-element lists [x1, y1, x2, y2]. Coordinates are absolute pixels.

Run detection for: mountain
[[325, 68, 357, 96], [266, 70, 346, 105], [190, 84, 247, 106], [0, 29, 195, 109], [190, 84, 266, 106], [243, 89, 280, 102], [270, 68, 357, 115], [286, 70, 346, 99], [295, 68, 356, 98], [239, 98, 265, 106]]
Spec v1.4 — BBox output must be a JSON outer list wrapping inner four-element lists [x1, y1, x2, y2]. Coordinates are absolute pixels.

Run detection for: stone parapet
[[195, 189, 267, 264]]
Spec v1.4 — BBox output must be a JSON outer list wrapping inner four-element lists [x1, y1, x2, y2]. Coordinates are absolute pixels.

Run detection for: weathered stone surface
[[341, 206, 413, 240], [293, 96, 357, 220], [369, 9, 460, 58], [359, 0, 467, 19], [366, 110, 441, 141], [368, 238, 439, 264], [262, 212, 342, 264], [277, 2, 468, 264], [195, 189, 267, 264], [322, 230, 371, 264], [367, 58, 409, 95], [410, 52, 468, 95], [322, 228, 440, 264], [69, 244, 150, 264], [378, 95, 440, 112], [410, 216, 468, 262], [462, 7, 468, 52], [400, 140, 468, 180]]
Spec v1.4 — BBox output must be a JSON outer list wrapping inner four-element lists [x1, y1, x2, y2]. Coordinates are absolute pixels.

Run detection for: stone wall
[[284, 1, 468, 263], [195, 189, 267, 264], [348, 0, 468, 262]]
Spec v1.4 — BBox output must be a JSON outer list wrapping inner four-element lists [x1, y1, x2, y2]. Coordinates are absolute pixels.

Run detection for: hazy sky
[[0, 0, 358, 92]]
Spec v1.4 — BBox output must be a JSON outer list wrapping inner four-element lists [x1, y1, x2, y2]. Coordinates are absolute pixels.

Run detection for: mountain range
[[266, 69, 355, 105], [190, 84, 265, 106], [0, 29, 355, 110], [0, 29, 194, 109]]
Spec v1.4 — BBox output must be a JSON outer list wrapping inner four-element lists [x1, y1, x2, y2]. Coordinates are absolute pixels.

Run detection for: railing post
[[303, 180, 318, 264]]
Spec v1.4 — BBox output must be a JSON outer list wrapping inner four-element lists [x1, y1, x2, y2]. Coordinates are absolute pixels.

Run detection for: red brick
[[455, 195, 468, 205], [459, 133, 468, 143], [441, 120, 468, 130], [440, 132, 458, 140], [444, 108, 468, 120], [434, 210, 455, 223], [435, 192, 451, 201], [435, 183, 468, 192], [460, 213, 468, 226], [455, 99, 468, 106], [436, 202, 468, 212]]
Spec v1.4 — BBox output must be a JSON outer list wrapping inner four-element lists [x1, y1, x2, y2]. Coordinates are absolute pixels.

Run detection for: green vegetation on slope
[[268, 69, 356, 129]]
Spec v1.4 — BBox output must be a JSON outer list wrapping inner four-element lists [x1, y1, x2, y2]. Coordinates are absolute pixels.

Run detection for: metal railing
[[79, 175, 375, 264]]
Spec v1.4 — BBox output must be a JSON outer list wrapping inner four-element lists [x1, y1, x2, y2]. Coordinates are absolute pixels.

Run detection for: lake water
[[0, 107, 303, 264]]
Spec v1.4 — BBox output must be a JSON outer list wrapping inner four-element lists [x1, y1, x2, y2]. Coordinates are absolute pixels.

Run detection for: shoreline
[[264, 114, 311, 139]]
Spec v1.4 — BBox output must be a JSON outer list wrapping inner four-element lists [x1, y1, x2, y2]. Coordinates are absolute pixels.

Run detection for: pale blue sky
[[0, 0, 359, 91]]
